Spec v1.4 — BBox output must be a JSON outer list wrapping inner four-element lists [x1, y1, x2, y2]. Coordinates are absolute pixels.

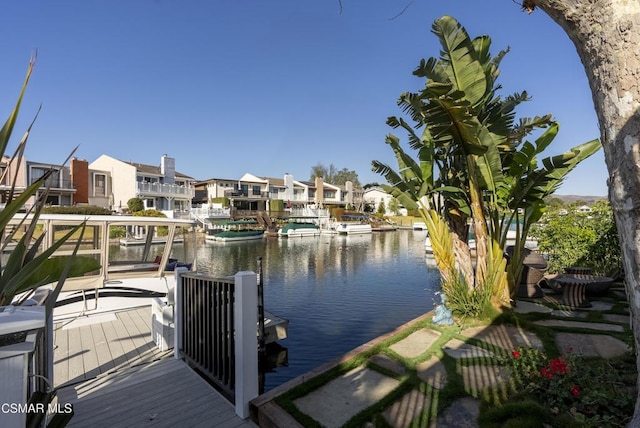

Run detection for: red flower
[[571, 385, 581, 397], [549, 357, 568, 375], [541, 367, 554, 379], [511, 350, 521, 358]]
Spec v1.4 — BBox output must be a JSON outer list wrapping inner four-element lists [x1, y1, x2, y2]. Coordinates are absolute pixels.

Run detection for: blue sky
[[1, 0, 606, 195]]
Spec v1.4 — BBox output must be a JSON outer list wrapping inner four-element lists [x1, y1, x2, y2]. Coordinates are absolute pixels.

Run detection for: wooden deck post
[[234, 271, 259, 419]]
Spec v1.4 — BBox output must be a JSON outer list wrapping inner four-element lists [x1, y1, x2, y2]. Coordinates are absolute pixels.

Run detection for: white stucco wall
[[90, 155, 137, 210]]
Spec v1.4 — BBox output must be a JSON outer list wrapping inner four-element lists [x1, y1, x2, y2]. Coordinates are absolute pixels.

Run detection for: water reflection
[[116, 230, 441, 390]]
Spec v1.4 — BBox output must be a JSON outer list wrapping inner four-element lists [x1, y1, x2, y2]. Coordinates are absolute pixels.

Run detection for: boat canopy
[[6, 214, 196, 294]]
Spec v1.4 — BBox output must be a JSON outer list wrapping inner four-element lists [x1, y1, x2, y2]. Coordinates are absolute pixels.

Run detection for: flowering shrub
[[501, 347, 635, 425], [505, 347, 579, 413]]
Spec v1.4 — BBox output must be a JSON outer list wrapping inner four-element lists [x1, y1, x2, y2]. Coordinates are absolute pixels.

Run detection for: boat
[[335, 223, 373, 235], [205, 220, 265, 242], [10, 214, 287, 344], [277, 222, 320, 237], [207, 230, 265, 242], [7, 214, 197, 319]]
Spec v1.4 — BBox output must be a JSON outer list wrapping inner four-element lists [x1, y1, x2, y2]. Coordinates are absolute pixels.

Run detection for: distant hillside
[[553, 194, 607, 205]]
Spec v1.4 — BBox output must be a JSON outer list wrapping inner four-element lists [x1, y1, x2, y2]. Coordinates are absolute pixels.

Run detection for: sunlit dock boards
[[53, 306, 256, 427]]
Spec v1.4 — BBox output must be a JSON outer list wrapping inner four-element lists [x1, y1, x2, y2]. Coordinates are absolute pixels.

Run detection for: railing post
[[233, 271, 258, 419], [173, 267, 187, 360]]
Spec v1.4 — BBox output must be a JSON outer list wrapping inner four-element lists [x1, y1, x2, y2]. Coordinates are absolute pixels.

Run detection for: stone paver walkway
[[252, 284, 633, 428]]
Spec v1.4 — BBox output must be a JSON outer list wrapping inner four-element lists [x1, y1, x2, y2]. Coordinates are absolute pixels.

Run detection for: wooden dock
[[53, 306, 256, 427]]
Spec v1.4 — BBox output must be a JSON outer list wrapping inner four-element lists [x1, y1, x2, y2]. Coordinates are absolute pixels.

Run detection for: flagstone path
[[251, 285, 632, 428]]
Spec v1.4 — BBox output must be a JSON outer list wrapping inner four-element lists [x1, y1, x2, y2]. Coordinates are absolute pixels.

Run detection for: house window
[[31, 166, 60, 187], [94, 174, 106, 197], [146, 199, 154, 208], [252, 186, 261, 196]]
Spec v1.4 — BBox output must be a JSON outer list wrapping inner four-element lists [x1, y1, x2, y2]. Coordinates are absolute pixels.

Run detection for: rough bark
[[534, 1, 640, 425]]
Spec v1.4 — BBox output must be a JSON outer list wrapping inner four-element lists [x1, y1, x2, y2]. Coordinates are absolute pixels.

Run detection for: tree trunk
[[535, 0, 640, 424]]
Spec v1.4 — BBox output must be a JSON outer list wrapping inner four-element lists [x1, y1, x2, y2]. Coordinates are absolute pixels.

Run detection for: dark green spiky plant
[[373, 16, 600, 310], [0, 58, 100, 308]]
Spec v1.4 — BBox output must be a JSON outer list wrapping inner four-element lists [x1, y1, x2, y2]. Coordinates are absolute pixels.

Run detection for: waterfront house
[[196, 173, 363, 220], [70, 158, 113, 209], [25, 159, 76, 207], [90, 154, 195, 215], [0, 155, 112, 210], [363, 186, 395, 215]]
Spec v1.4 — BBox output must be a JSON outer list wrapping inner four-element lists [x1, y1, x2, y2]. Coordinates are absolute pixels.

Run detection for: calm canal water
[[118, 229, 442, 390]]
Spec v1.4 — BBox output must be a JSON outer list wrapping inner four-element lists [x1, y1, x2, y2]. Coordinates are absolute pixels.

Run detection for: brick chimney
[[71, 158, 89, 204], [315, 176, 323, 205]]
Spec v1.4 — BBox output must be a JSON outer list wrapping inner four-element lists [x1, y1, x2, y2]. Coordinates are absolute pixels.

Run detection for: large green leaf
[[432, 16, 487, 106], [0, 58, 34, 157]]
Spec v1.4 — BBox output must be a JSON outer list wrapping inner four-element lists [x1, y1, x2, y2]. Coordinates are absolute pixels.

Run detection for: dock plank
[[98, 317, 130, 369], [66, 320, 86, 385], [116, 308, 154, 356], [89, 322, 115, 376], [59, 358, 255, 428], [79, 324, 101, 380], [53, 325, 69, 387], [64, 365, 194, 425]]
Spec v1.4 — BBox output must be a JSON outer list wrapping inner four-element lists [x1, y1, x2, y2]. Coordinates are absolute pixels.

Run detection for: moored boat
[[335, 223, 372, 235], [207, 229, 265, 242], [205, 220, 265, 242], [7, 214, 197, 319], [277, 222, 320, 237]]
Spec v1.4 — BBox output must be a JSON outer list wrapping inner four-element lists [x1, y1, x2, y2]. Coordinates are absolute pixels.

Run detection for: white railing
[[269, 192, 309, 202], [174, 270, 258, 419], [136, 182, 195, 198], [190, 206, 231, 218], [290, 207, 330, 218]]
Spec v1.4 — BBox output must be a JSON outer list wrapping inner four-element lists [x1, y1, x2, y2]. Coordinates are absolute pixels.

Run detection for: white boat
[[7, 214, 196, 319], [277, 222, 320, 237], [11, 214, 287, 343], [335, 223, 372, 235]]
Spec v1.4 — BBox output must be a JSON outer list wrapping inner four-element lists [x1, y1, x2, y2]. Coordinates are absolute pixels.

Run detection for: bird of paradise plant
[[373, 16, 600, 314]]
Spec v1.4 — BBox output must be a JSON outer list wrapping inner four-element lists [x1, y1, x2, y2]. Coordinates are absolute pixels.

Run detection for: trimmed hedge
[[42, 206, 112, 216]]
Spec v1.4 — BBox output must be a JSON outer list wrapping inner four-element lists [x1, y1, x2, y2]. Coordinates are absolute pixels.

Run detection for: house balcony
[[28, 177, 75, 191], [269, 192, 309, 202], [136, 182, 195, 199], [224, 190, 269, 200]]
